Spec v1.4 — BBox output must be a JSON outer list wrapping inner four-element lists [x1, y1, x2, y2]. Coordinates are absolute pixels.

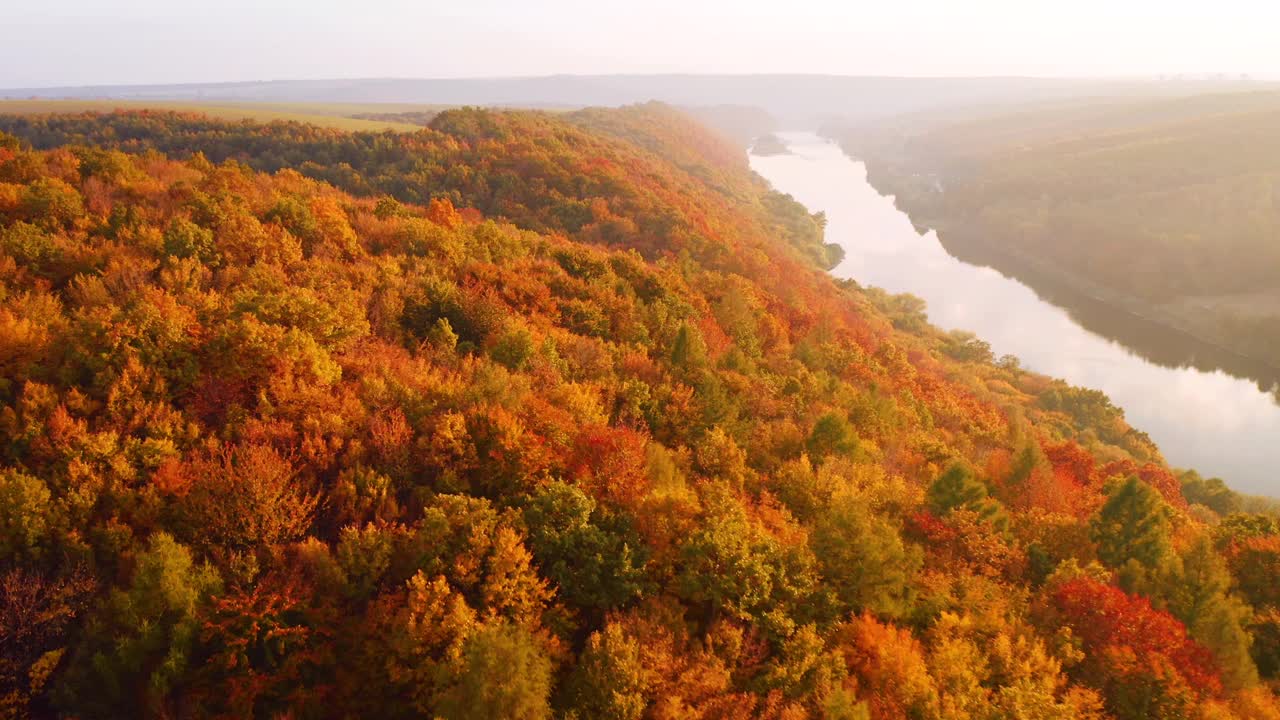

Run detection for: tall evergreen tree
[[1149, 536, 1259, 690], [1091, 476, 1173, 570], [807, 412, 860, 462], [811, 494, 921, 619], [927, 463, 1009, 532]]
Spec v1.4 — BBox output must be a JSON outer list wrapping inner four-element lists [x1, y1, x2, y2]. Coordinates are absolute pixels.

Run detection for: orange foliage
[[831, 614, 935, 720], [426, 197, 464, 228], [0, 104, 1255, 718]]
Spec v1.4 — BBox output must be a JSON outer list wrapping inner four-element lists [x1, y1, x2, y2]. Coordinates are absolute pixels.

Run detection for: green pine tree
[[927, 463, 1009, 532], [1091, 475, 1173, 570], [1148, 536, 1259, 690]]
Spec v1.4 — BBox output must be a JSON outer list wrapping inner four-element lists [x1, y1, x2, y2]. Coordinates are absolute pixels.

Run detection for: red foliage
[[1043, 441, 1097, 488], [903, 510, 956, 544], [176, 444, 318, 553], [1100, 460, 1188, 509], [0, 104, 1239, 716], [697, 315, 733, 360], [1019, 441, 1113, 517], [618, 350, 662, 384], [196, 573, 336, 718], [1224, 535, 1280, 609], [569, 424, 651, 508], [984, 448, 1013, 487], [1017, 465, 1100, 519], [1049, 578, 1221, 698], [151, 457, 191, 497]]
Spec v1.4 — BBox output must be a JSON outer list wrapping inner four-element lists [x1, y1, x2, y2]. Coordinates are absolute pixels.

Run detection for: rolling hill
[[827, 91, 1280, 369], [1, 103, 1278, 719]]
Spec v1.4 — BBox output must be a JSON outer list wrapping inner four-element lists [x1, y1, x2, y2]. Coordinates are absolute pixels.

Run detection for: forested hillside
[[0, 102, 841, 271], [1, 104, 1279, 719], [824, 91, 1280, 367]]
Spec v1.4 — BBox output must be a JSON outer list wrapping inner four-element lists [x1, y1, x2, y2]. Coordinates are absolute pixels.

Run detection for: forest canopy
[[0, 103, 1278, 719]]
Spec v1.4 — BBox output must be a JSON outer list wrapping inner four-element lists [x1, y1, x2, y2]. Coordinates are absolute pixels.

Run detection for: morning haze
[[5, 0, 1280, 87], [5, 3, 1280, 719]]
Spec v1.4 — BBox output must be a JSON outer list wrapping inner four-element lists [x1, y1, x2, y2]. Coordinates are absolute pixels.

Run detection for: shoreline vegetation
[[846, 160, 1280, 390], [820, 91, 1280, 384], [750, 133, 791, 156]]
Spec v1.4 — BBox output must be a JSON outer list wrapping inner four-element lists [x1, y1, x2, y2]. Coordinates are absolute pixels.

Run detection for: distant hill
[[6, 74, 1268, 126], [825, 90, 1280, 368], [684, 104, 777, 146]]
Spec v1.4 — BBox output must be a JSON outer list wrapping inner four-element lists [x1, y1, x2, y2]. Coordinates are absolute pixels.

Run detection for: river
[[750, 132, 1280, 496]]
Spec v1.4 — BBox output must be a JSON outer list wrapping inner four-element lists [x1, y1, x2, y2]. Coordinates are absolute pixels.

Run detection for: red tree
[[1100, 460, 1188, 510], [569, 424, 650, 509], [1048, 578, 1221, 716]]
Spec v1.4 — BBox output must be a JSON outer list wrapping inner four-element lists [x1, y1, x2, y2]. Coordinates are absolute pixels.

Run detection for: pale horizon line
[[4, 71, 1276, 94]]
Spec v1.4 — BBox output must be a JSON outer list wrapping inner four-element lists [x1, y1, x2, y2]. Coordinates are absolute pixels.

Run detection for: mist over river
[[751, 133, 1280, 496]]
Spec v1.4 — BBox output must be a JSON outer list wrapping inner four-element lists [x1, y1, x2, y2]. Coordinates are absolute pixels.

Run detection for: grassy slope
[[0, 99, 431, 131]]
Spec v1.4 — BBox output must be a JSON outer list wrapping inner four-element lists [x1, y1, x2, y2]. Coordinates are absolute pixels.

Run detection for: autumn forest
[[1, 101, 1279, 720]]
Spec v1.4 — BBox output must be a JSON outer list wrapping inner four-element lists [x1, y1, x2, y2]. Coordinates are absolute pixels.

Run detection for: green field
[[0, 99, 443, 131]]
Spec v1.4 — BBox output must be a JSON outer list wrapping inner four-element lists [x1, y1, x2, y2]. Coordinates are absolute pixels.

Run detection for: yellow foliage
[[481, 527, 553, 625]]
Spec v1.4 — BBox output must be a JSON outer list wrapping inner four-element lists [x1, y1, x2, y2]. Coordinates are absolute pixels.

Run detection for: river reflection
[[751, 132, 1279, 496]]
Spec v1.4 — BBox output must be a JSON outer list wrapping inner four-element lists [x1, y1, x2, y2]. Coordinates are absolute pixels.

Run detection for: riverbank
[[753, 133, 1280, 495], [837, 141, 1280, 390], [750, 133, 791, 156], [935, 222, 1280, 389]]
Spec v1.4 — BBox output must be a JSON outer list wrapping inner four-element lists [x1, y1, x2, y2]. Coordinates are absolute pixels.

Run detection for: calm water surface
[[751, 133, 1280, 496]]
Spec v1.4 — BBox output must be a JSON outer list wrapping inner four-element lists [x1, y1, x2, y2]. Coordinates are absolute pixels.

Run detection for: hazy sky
[[4, 0, 1279, 87]]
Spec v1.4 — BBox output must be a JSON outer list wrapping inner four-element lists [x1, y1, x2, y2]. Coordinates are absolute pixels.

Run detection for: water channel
[[751, 133, 1280, 496]]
